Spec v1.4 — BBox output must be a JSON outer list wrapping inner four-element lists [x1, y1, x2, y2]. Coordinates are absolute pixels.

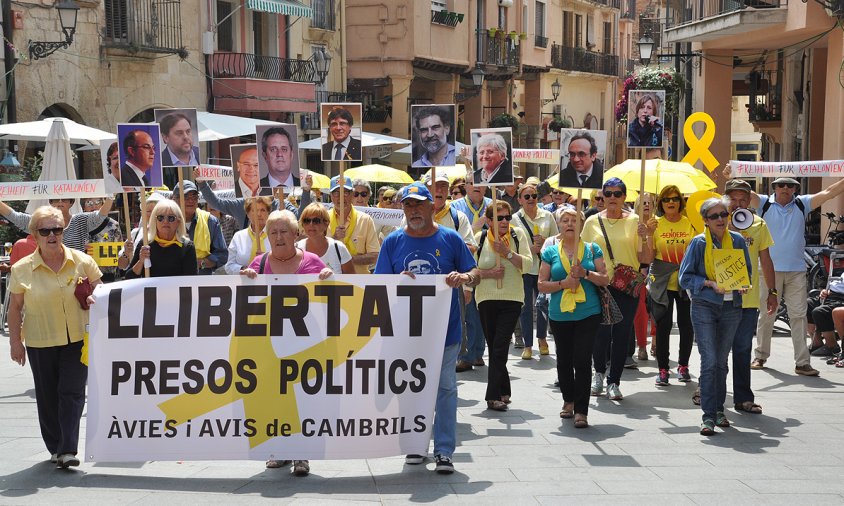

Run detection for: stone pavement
[[2, 323, 844, 504]]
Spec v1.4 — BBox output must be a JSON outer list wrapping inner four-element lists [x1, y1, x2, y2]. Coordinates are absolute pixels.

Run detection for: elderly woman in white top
[[296, 203, 354, 274], [224, 196, 272, 274]]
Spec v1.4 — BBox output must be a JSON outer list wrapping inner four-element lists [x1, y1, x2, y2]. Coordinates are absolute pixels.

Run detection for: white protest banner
[[324, 204, 404, 228], [195, 164, 235, 191], [0, 180, 107, 200], [730, 160, 844, 178], [86, 274, 451, 462], [513, 148, 560, 165]]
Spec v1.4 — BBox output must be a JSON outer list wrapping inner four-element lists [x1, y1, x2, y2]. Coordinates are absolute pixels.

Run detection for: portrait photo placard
[[230, 143, 270, 197], [627, 90, 665, 148], [411, 104, 457, 168], [320, 103, 363, 162], [470, 128, 513, 187], [557, 129, 608, 189], [100, 140, 124, 194], [256, 124, 300, 190], [116, 123, 163, 189], [154, 108, 201, 167]]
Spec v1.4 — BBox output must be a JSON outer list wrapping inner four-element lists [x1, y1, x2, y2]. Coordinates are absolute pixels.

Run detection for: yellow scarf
[[487, 225, 513, 253], [703, 227, 733, 282], [154, 234, 182, 248], [248, 225, 268, 263], [464, 196, 484, 223], [329, 207, 359, 256], [558, 240, 586, 312], [434, 201, 452, 224], [192, 208, 211, 259]]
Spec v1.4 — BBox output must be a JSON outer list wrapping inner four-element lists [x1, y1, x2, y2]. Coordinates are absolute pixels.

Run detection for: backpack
[[760, 195, 805, 219], [477, 229, 520, 259]]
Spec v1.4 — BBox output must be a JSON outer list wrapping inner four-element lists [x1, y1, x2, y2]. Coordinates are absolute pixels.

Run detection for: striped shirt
[[4, 209, 107, 252]]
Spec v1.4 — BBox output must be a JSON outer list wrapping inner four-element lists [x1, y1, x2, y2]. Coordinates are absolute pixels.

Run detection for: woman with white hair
[[125, 200, 197, 278], [472, 133, 511, 185]]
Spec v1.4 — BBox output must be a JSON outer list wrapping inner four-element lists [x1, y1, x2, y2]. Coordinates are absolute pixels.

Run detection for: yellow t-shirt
[[735, 215, 774, 309], [581, 213, 641, 280], [473, 227, 533, 304], [654, 215, 695, 291], [512, 208, 559, 275], [9, 247, 103, 348]]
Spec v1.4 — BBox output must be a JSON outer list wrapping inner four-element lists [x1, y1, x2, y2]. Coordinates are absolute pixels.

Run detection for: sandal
[[500, 395, 512, 405], [700, 420, 716, 436], [266, 459, 291, 469], [836, 359, 844, 368], [487, 400, 508, 411], [826, 354, 841, 365], [692, 388, 701, 406], [559, 403, 575, 419], [574, 414, 588, 428], [715, 412, 730, 428], [735, 401, 762, 414]]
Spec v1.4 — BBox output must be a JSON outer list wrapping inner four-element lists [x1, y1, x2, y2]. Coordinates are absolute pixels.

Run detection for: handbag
[[598, 286, 623, 325], [74, 277, 94, 310], [598, 217, 646, 298]]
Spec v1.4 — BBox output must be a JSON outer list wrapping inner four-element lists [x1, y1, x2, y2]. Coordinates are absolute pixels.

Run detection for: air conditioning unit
[[498, 0, 514, 7], [553, 105, 563, 116]]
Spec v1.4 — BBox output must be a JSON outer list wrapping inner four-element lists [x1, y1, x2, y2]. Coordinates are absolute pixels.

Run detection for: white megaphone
[[731, 208, 754, 230]]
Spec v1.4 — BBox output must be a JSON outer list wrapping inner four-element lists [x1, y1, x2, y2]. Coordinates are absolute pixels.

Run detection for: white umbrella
[[196, 112, 286, 142], [298, 131, 411, 150], [384, 141, 468, 165], [0, 117, 116, 146], [26, 120, 81, 214]]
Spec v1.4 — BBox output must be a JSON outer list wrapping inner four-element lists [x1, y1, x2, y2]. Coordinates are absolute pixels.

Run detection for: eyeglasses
[[382, 196, 393, 201], [521, 194, 538, 200], [157, 215, 178, 223], [353, 191, 369, 198], [48, 198, 74, 204], [302, 217, 324, 225], [568, 151, 590, 159], [705, 210, 730, 221], [603, 190, 625, 198], [661, 196, 682, 203], [496, 215, 513, 221], [37, 227, 64, 237], [775, 183, 797, 189], [451, 191, 463, 197], [551, 190, 565, 195], [594, 196, 604, 202], [133, 144, 155, 151], [180, 193, 200, 202], [83, 199, 103, 207]]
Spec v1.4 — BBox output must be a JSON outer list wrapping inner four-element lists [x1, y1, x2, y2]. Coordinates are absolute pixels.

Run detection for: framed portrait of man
[[627, 90, 665, 148], [154, 108, 201, 167], [470, 128, 513, 187], [116, 123, 163, 188], [255, 124, 300, 190], [230, 143, 270, 198], [411, 104, 457, 168], [320, 103, 363, 162], [557, 129, 608, 190]]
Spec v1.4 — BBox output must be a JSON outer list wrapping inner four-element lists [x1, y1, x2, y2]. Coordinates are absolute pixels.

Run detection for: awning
[[246, 0, 312, 17]]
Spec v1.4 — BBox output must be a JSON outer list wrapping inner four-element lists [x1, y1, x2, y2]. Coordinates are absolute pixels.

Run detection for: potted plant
[[548, 116, 572, 132], [489, 113, 520, 129], [508, 31, 518, 41], [519, 32, 528, 40], [488, 27, 498, 38]]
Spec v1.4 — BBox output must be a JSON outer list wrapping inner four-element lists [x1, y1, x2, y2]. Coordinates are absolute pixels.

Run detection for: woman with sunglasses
[[581, 178, 654, 401], [449, 179, 466, 201], [125, 200, 197, 278], [679, 198, 750, 435], [539, 208, 609, 428], [8, 206, 102, 468], [647, 185, 696, 386], [224, 197, 272, 274], [513, 184, 559, 359], [297, 203, 354, 274], [584, 191, 606, 219], [474, 201, 531, 411], [0, 196, 114, 253]]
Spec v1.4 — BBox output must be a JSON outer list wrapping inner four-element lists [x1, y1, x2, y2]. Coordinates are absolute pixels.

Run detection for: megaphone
[[731, 208, 754, 230]]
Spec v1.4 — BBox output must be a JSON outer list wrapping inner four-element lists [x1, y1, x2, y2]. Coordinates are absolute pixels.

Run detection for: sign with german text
[[0, 180, 107, 200], [729, 160, 844, 178]]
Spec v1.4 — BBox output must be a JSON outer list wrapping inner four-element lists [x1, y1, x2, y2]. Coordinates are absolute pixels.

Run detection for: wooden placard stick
[[638, 148, 647, 252], [492, 191, 502, 289], [139, 190, 150, 278], [121, 193, 132, 242]]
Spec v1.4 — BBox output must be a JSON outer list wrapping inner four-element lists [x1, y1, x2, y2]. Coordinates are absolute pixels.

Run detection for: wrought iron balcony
[[551, 44, 618, 76], [300, 90, 379, 130], [621, 0, 636, 18], [592, 0, 621, 8], [210, 52, 317, 82], [431, 10, 464, 27], [667, 0, 787, 29], [103, 0, 184, 55], [746, 69, 782, 122], [535, 35, 548, 48], [477, 31, 520, 68]]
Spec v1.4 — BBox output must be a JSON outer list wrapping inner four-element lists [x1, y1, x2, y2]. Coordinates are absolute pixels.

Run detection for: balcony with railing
[[746, 69, 782, 124], [535, 35, 548, 48], [591, 0, 621, 8], [300, 91, 380, 131], [477, 31, 520, 69], [551, 44, 619, 76], [209, 52, 317, 113], [664, 0, 788, 44], [621, 0, 636, 18], [103, 0, 184, 54]]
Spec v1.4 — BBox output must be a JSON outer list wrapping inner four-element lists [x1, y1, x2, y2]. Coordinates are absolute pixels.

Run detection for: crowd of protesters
[[3, 152, 844, 475]]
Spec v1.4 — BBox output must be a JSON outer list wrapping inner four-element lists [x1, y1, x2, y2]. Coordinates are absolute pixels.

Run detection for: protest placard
[[730, 160, 844, 178], [89, 242, 123, 267], [195, 164, 235, 191], [713, 249, 751, 291], [0, 180, 107, 200]]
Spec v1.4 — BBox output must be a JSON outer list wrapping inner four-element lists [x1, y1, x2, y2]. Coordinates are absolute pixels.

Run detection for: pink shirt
[[248, 250, 325, 274]]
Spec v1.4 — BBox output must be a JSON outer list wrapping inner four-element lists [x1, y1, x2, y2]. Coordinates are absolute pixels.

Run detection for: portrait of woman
[[627, 91, 665, 148], [470, 128, 513, 186]]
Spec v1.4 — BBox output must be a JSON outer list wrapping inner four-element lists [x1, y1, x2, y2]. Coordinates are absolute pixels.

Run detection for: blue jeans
[[433, 343, 459, 459], [692, 299, 742, 422], [459, 293, 486, 363], [732, 308, 759, 406], [520, 274, 548, 348]]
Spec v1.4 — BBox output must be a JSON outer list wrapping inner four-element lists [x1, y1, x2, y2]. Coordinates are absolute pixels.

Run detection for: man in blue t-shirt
[[375, 182, 478, 475]]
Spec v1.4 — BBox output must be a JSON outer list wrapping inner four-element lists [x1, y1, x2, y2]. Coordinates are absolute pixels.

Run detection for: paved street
[[2, 322, 844, 504]]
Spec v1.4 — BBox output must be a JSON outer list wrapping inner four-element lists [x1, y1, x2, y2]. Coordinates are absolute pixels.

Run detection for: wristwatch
[[768, 288, 778, 297], [507, 251, 514, 260]]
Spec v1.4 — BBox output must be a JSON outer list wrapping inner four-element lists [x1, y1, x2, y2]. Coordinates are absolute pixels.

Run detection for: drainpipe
[[2, 0, 16, 126]]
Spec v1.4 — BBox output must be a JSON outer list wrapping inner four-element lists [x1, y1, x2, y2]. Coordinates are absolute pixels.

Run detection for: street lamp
[[637, 35, 655, 66], [541, 78, 561, 105], [454, 64, 486, 102], [29, 0, 81, 60], [310, 47, 332, 85]]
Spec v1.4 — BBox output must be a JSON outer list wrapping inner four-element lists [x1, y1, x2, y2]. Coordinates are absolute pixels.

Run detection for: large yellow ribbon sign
[[681, 112, 719, 173]]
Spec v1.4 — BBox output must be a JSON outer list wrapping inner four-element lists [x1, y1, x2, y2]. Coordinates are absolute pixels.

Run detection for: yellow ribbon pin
[[681, 112, 719, 173]]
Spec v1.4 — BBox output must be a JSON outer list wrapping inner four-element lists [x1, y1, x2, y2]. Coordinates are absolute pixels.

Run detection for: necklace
[[272, 249, 298, 262]]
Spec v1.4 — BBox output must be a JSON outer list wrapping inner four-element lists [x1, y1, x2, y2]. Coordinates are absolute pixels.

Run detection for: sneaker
[[455, 360, 473, 373], [811, 345, 841, 357], [607, 383, 623, 400], [795, 364, 820, 376], [56, 453, 80, 469], [434, 454, 454, 474], [521, 348, 532, 360], [637, 347, 648, 361], [677, 365, 692, 382], [591, 372, 604, 396], [514, 336, 525, 349], [405, 454, 426, 465], [750, 358, 765, 370], [623, 356, 638, 369], [292, 460, 310, 476], [655, 369, 669, 386]]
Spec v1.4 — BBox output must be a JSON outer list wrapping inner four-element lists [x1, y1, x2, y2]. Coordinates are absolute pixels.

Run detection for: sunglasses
[[521, 194, 538, 200], [661, 196, 682, 203], [302, 217, 324, 225], [83, 199, 104, 207], [381, 196, 393, 201], [353, 191, 369, 198], [594, 196, 604, 202], [496, 215, 512, 222], [49, 198, 74, 204], [603, 190, 625, 198], [37, 227, 64, 237], [775, 183, 797, 189], [551, 190, 565, 195], [705, 210, 730, 221], [451, 191, 463, 197], [157, 215, 178, 223]]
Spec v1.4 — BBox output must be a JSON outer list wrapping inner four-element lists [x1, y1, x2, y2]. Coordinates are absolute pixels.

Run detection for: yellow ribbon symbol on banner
[[681, 112, 719, 173]]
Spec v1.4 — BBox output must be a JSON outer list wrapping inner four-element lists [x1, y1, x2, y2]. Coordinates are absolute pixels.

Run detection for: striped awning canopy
[[245, 0, 312, 17]]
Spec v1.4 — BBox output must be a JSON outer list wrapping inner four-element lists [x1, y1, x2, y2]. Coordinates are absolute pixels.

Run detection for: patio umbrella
[[604, 159, 716, 195], [303, 170, 331, 189], [26, 120, 81, 214], [345, 164, 414, 184], [196, 112, 285, 142], [298, 132, 411, 150], [0, 117, 116, 146], [422, 164, 470, 183], [385, 142, 468, 166]]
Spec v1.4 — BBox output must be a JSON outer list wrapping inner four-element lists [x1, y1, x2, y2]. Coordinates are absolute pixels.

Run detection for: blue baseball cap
[[398, 182, 433, 202], [330, 175, 353, 192]]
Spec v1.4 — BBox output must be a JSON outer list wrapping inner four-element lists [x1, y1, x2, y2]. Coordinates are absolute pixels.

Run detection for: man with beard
[[412, 106, 456, 167], [160, 113, 200, 167]]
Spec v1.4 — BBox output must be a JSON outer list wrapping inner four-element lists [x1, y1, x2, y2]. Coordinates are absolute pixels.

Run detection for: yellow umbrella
[[422, 164, 469, 183], [345, 164, 414, 184], [542, 181, 639, 204], [303, 170, 331, 189], [605, 159, 716, 195]]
